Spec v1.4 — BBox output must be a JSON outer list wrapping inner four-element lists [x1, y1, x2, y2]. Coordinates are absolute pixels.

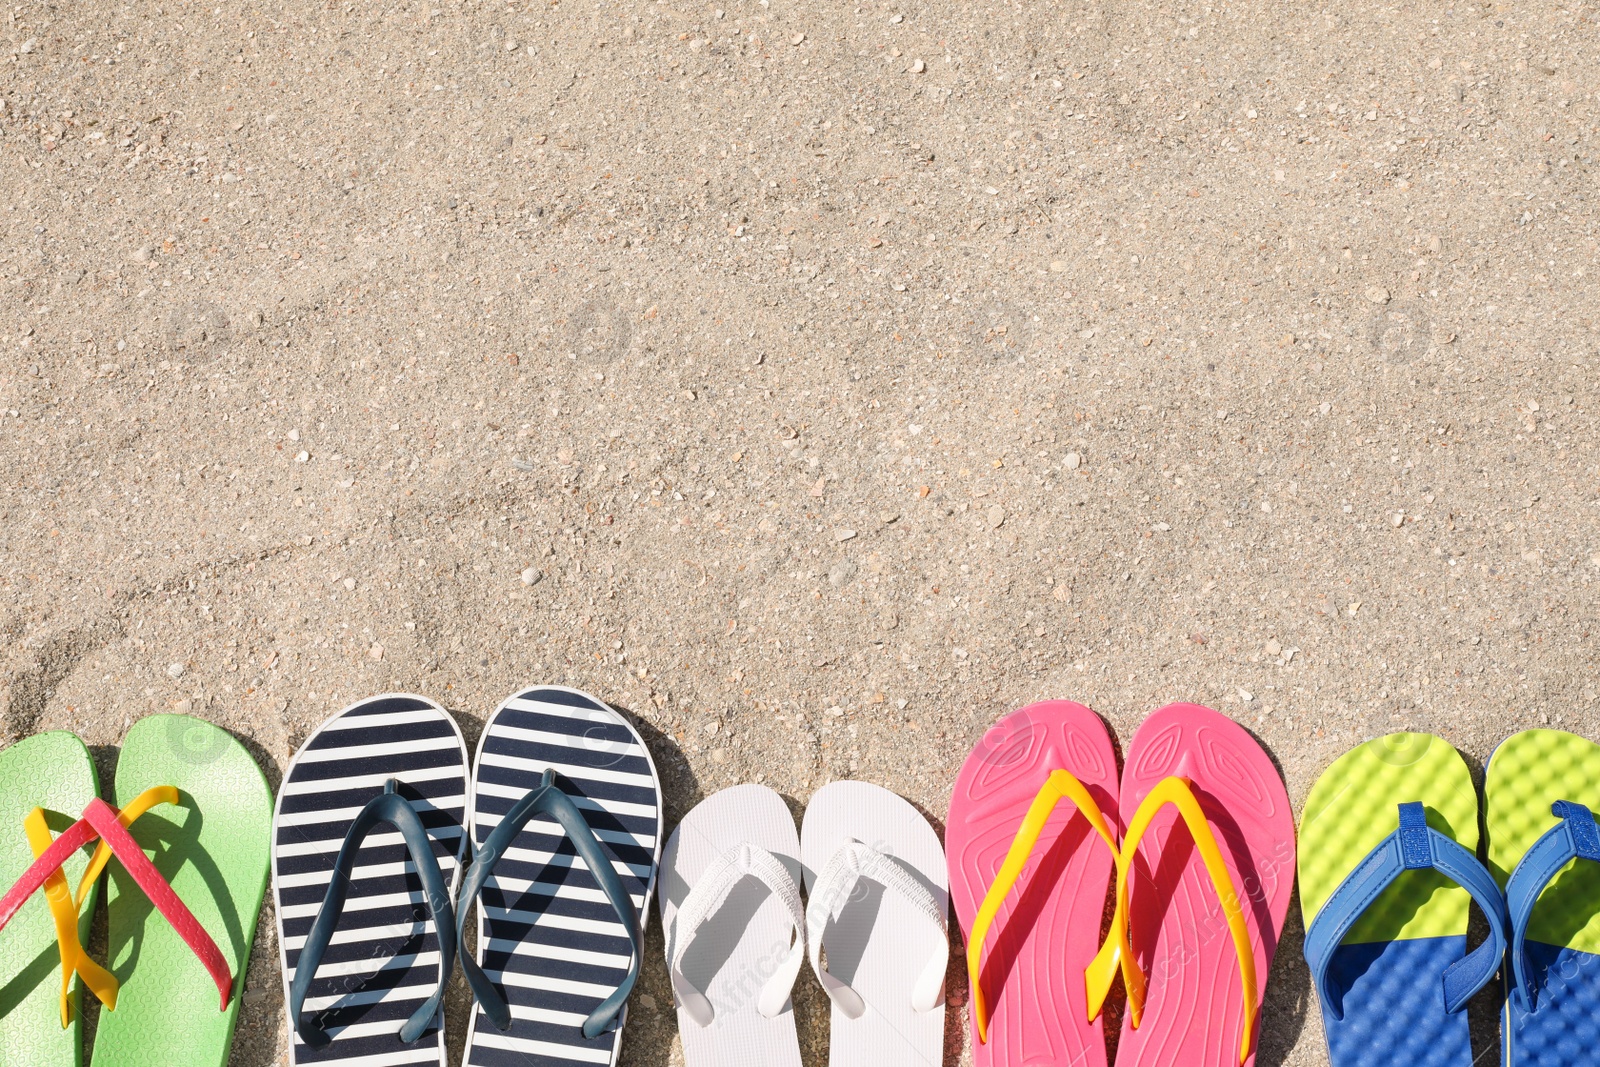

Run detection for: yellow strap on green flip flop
[[74, 785, 181, 906], [1087, 776, 1257, 1067], [23, 810, 119, 1027], [22, 785, 181, 1028], [966, 769, 1129, 1044]]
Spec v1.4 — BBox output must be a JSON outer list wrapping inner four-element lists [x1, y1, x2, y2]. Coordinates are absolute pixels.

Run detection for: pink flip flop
[[1089, 702, 1295, 1067], [946, 701, 1125, 1067]]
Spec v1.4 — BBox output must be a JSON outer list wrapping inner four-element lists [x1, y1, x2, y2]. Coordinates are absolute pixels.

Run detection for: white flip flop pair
[[659, 781, 949, 1067]]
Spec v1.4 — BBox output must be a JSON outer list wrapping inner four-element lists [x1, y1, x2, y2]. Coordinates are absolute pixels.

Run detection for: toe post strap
[[291, 779, 457, 1048], [1505, 799, 1600, 1013], [459, 768, 643, 1040]]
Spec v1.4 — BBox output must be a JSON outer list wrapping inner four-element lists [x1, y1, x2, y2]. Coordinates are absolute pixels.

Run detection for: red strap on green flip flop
[[0, 796, 234, 1009], [0, 817, 98, 927]]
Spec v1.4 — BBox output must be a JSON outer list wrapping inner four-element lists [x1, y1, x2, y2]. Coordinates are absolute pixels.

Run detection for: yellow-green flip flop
[[1486, 729, 1600, 1067], [1299, 733, 1508, 1067]]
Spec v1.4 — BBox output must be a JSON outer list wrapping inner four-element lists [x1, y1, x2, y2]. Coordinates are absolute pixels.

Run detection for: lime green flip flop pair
[[1300, 729, 1600, 1067], [0, 715, 273, 1067]]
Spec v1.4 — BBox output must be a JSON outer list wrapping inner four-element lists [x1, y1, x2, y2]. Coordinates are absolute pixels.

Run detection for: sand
[[2, 0, 1596, 1063]]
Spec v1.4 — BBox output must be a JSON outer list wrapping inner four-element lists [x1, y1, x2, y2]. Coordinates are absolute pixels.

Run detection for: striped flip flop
[[459, 685, 663, 1067], [272, 694, 470, 1067]]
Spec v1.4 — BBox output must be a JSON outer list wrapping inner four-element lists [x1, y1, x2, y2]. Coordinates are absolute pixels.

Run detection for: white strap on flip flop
[[805, 838, 948, 1019], [668, 842, 807, 1026]]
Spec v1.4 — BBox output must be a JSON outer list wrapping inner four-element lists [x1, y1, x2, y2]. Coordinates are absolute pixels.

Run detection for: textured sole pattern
[[1113, 703, 1294, 1067]]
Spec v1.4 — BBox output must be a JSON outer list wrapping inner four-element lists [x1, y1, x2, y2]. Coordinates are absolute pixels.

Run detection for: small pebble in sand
[[987, 505, 1005, 528], [343, 577, 356, 591], [834, 528, 856, 541], [910, 59, 925, 73], [1064, 451, 1082, 470], [368, 643, 384, 660], [1365, 286, 1391, 304], [1265, 638, 1282, 657]]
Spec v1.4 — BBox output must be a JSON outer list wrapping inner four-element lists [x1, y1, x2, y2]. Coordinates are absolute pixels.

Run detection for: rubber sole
[[273, 694, 469, 1067], [1112, 703, 1294, 1067], [462, 686, 663, 1067], [800, 780, 947, 1067]]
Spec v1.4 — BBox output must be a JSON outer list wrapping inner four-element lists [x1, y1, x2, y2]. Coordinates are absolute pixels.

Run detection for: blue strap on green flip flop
[[1304, 801, 1509, 1023], [455, 768, 643, 1039], [288, 779, 458, 1048], [1299, 733, 1507, 1067], [1505, 800, 1600, 1015]]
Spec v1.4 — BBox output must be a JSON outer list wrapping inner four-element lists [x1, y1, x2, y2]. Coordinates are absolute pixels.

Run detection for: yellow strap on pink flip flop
[[1086, 775, 1258, 1067], [966, 769, 1130, 1045], [21, 785, 182, 1028]]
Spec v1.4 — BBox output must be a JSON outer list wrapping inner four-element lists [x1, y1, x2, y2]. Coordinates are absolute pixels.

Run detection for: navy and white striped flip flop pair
[[271, 687, 663, 1067]]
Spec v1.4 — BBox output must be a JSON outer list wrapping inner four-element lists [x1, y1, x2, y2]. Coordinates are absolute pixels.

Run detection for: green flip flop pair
[[1300, 729, 1600, 1067], [0, 714, 273, 1067]]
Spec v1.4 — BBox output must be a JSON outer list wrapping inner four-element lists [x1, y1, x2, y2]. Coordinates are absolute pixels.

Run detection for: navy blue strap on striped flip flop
[[457, 768, 643, 1037], [272, 694, 471, 1067], [291, 779, 459, 1048], [462, 686, 664, 1067]]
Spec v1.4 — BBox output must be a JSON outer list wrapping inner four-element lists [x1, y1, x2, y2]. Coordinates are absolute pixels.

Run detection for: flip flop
[[2, 718, 272, 1067], [800, 780, 948, 1067], [659, 784, 806, 1067], [459, 686, 663, 1067], [1089, 702, 1295, 1067], [92, 714, 273, 1067], [945, 700, 1124, 1067], [0, 732, 104, 1067], [1485, 729, 1600, 1067], [1299, 732, 1509, 1067], [274, 693, 469, 1066]]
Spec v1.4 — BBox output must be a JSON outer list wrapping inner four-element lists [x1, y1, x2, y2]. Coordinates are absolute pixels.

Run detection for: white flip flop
[[658, 784, 806, 1067], [801, 780, 949, 1067]]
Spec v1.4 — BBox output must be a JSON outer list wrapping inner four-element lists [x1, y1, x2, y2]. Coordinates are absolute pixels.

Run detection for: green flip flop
[[91, 714, 273, 1067], [1485, 729, 1600, 1066], [0, 732, 104, 1067], [1299, 732, 1508, 1067]]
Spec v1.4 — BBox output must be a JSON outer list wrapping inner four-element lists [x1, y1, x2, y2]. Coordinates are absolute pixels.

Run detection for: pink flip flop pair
[[947, 701, 1295, 1067]]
